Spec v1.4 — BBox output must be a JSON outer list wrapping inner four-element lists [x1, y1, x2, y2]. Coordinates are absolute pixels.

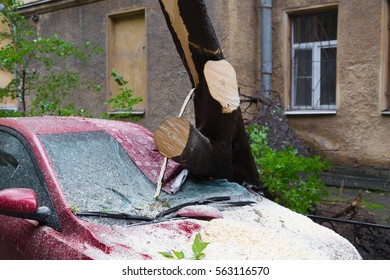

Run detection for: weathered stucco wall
[[272, 0, 390, 178], [20, 0, 260, 131], [14, 0, 390, 180]]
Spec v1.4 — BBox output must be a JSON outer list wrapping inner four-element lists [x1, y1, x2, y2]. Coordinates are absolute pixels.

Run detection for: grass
[[361, 201, 385, 210]]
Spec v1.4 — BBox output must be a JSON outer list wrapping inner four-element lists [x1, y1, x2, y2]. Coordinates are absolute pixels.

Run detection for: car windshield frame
[[39, 130, 258, 224]]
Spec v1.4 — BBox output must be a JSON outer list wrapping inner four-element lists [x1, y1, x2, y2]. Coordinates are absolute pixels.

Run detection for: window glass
[[294, 49, 312, 106], [293, 12, 338, 43], [320, 47, 337, 106], [0, 131, 41, 190]]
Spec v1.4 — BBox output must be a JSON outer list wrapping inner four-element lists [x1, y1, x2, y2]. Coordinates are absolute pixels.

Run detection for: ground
[[315, 186, 390, 260]]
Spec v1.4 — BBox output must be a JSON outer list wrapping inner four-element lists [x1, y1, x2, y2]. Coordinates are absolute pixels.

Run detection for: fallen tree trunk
[[156, 0, 259, 185]]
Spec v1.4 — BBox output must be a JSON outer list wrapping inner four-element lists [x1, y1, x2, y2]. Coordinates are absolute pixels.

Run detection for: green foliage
[[192, 233, 210, 260], [0, 0, 102, 116], [248, 125, 331, 214], [173, 250, 186, 260], [361, 201, 385, 210], [106, 71, 143, 119], [159, 251, 175, 259], [159, 250, 185, 260], [70, 204, 79, 214], [159, 233, 209, 260], [0, 109, 23, 117]]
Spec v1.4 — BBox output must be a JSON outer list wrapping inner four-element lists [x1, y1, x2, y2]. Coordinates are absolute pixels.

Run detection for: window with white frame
[[291, 10, 338, 110]]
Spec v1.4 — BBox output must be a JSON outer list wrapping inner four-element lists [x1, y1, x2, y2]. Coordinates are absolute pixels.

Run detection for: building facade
[[1, 0, 390, 187], [10, 0, 260, 130], [272, 0, 390, 187]]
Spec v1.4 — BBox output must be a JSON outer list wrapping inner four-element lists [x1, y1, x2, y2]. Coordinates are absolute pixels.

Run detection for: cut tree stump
[[156, 0, 259, 185], [204, 59, 240, 113]]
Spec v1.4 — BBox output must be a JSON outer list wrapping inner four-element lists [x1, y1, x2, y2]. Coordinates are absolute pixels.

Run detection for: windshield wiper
[[223, 201, 258, 207], [157, 196, 258, 218], [76, 197, 258, 222], [75, 211, 153, 222], [157, 196, 231, 218]]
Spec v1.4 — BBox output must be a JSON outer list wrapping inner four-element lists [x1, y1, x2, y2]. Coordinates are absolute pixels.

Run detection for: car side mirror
[[0, 188, 38, 213], [0, 188, 59, 231]]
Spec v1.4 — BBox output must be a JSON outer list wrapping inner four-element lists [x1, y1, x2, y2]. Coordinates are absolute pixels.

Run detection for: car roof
[[0, 116, 119, 135], [0, 116, 182, 193]]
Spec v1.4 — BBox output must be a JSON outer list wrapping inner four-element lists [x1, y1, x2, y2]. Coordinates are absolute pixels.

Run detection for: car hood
[[81, 197, 362, 260]]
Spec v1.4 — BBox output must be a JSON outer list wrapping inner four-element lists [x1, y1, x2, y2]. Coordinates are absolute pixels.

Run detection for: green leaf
[[192, 233, 209, 260], [194, 253, 205, 260], [70, 204, 79, 214], [173, 251, 185, 260], [159, 252, 174, 259]]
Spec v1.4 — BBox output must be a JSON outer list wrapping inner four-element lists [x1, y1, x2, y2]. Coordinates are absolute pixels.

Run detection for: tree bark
[[156, 0, 259, 185]]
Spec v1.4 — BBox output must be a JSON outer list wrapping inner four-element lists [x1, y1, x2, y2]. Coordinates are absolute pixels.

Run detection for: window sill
[[108, 109, 145, 116], [381, 111, 390, 116], [285, 110, 337, 116], [0, 106, 18, 111]]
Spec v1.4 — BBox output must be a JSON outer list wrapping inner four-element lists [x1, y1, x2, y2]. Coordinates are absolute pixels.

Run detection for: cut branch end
[[154, 117, 190, 158]]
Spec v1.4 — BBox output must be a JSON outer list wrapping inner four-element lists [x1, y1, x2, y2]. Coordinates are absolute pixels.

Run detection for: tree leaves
[[159, 233, 209, 260], [0, 0, 102, 115]]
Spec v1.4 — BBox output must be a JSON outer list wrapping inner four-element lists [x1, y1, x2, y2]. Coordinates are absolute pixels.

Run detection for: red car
[[0, 117, 361, 259]]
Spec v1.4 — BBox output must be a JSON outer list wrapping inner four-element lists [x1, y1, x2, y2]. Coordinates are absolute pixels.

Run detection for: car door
[[0, 126, 61, 259]]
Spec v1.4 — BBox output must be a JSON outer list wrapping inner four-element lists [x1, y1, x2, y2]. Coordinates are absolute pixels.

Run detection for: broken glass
[[39, 131, 257, 225]]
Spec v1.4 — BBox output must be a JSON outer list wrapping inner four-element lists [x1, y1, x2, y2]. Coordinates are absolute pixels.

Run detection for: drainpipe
[[259, 0, 272, 98]]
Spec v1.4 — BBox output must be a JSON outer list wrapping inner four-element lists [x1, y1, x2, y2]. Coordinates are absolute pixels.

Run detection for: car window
[[0, 131, 41, 190], [0, 128, 60, 230]]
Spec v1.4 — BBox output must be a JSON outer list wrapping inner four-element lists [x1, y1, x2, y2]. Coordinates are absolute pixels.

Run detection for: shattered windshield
[[39, 131, 257, 224]]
